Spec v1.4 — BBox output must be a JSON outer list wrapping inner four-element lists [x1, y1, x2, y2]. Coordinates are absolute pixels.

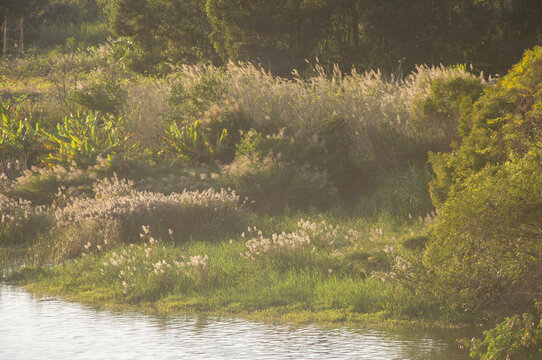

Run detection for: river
[[0, 284, 470, 359]]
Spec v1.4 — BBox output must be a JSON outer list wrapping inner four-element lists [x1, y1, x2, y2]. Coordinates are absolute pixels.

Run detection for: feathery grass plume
[[52, 176, 245, 259], [241, 219, 399, 277], [123, 78, 170, 151], [0, 193, 51, 244]]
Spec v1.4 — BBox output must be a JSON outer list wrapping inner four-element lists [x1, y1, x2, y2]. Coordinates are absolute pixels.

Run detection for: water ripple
[[0, 285, 468, 360]]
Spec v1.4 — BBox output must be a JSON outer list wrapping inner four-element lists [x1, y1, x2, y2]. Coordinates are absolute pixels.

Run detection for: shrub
[[69, 75, 127, 115], [424, 150, 542, 315], [424, 47, 542, 316], [410, 68, 486, 149], [166, 66, 226, 122], [355, 165, 434, 218], [461, 303, 542, 360], [222, 153, 337, 212], [429, 46, 542, 205]]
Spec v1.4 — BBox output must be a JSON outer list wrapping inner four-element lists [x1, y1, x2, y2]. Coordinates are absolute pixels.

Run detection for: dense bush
[[425, 47, 542, 316], [410, 70, 486, 150], [425, 151, 542, 315], [222, 153, 337, 212], [69, 75, 127, 115], [462, 303, 542, 360], [429, 46, 542, 206]]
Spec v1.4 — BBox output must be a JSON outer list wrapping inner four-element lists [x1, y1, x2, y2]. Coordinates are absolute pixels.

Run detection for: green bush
[[423, 47, 542, 317], [429, 47, 542, 206], [356, 165, 434, 218], [425, 151, 542, 315], [410, 70, 485, 149], [222, 153, 337, 212], [166, 68, 226, 122], [462, 304, 542, 360], [69, 75, 127, 115]]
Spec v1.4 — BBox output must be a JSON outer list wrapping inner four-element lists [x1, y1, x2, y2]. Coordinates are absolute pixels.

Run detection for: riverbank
[[4, 210, 470, 330]]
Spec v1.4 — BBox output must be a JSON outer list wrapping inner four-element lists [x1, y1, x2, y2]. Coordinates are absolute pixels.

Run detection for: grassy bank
[[6, 211, 456, 329]]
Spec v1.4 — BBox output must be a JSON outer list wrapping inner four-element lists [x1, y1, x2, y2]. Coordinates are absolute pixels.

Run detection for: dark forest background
[[2, 0, 541, 75]]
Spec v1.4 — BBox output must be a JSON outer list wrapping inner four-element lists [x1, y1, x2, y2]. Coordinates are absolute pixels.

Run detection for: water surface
[[0, 285, 469, 359]]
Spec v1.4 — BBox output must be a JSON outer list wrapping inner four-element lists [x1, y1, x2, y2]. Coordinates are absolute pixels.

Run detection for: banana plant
[[163, 120, 227, 164], [0, 103, 45, 172], [37, 112, 130, 168]]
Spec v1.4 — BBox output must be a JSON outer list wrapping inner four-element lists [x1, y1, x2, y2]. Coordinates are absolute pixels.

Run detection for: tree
[[206, 0, 332, 75], [101, 0, 218, 72]]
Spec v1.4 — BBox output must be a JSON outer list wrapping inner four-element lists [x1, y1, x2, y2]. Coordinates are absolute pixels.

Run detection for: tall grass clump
[[162, 62, 486, 209], [0, 193, 52, 245], [167, 62, 486, 165], [48, 175, 246, 260], [94, 236, 210, 301]]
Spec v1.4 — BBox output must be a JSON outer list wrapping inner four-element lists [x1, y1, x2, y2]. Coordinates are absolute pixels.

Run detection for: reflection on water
[[0, 285, 469, 360]]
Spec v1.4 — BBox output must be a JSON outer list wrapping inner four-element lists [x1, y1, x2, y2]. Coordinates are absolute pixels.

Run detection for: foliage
[[163, 120, 227, 164], [206, 0, 331, 74], [37, 112, 130, 168], [93, 0, 542, 75], [69, 74, 127, 115], [165, 66, 226, 122], [222, 153, 337, 212], [355, 165, 434, 218], [0, 103, 45, 174], [425, 47, 542, 316], [425, 150, 542, 315], [101, 0, 217, 73], [410, 70, 486, 149], [460, 303, 542, 360], [429, 46, 542, 205]]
